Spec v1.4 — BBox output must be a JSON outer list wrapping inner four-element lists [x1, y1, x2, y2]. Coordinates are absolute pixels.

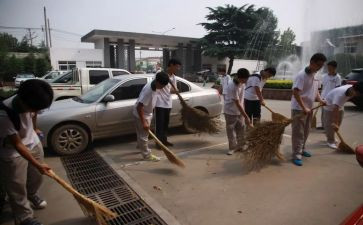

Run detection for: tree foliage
[[199, 4, 279, 73]]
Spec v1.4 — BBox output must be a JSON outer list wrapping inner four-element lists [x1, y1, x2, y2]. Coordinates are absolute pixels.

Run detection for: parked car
[[40, 70, 68, 81], [342, 68, 363, 108], [14, 74, 36, 87], [49, 68, 130, 101], [37, 74, 222, 155]]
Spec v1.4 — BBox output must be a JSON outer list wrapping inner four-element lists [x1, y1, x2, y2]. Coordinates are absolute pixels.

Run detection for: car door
[[94, 77, 148, 137], [169, 78, 193, 127]]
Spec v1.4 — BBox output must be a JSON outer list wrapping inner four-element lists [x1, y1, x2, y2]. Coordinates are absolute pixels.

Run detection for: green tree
[[17, 35, 30, 52], [23, 53, 35, 74], [279, 28, 296, 57], [199, 4, 278, 74], [35, 57, 51, 77], [0, 33, 18, 52], [4, 55, 23, 81]]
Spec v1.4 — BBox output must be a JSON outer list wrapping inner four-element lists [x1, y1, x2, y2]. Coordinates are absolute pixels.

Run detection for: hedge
[[264, 80, 293, 89]]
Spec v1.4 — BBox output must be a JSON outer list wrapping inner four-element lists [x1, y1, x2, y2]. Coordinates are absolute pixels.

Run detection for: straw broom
[[242, 105, 322, 169], [263, 105, 290, 123], [47, 170, 117, 225], [170, 82, 221, 134], [311, 106, 319, 128], [148, 130, 186, 168], [333, 125, 355, 154]]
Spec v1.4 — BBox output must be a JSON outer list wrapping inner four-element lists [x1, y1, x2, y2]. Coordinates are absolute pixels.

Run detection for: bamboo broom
[[169, 82, 221, 134], [47, 170, 117, 225], [148, 130, 186, 168], [332, 124, 355, 154], [263, 105, 290, 123], [242, 105, 322, 169], [311, 106, 319, 128]]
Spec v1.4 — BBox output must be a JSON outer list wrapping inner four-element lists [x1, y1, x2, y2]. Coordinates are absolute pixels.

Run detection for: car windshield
[[18, 74, 34, 78], [79, 78, 120, 103], [347, 71, 363, 80], [51, 71, 73, 83]]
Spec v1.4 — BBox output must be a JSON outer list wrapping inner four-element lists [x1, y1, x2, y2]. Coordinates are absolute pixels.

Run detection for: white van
[[49, 68, 130, 101]]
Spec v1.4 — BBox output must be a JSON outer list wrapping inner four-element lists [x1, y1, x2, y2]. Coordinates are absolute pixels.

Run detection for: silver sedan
[[38, 74, 222, 155]]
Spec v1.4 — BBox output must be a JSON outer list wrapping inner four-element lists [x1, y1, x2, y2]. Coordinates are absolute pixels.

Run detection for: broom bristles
[[181, 104, 221, 134], [338, 141, 355, 154], [241, 120, 291, 169]]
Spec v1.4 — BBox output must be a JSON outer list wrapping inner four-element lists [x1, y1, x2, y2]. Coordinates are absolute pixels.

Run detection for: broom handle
[[148, 130, 173, 155], [169, 81, 186, 105], [313, 105, 319, 117], [47, 170, 84, 197], [332, 124, 345, 142], [291, 105, 322, 121], [263, 105, 275, 113]]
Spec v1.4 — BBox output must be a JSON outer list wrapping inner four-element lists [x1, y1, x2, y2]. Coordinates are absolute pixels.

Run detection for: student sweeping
[[134, 71, 170, 161], [291, 53, 327, 166], [244, 67, 276, 123], [318, 60, 342, 129], [224, 68, 253, 155], [0, 79, 53, 225], [323, 82, 363, 149], [155, 59, 181, 148]]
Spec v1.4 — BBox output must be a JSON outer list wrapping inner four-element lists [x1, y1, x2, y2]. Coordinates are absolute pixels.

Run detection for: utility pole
[[47, 18, 52, 48], [43, 6, 49, 48], [26, 28, 37, 46]]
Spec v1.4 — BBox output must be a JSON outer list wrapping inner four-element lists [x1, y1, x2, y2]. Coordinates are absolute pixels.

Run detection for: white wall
[[50, 48, 103, 70], [201, 56, 266, 74]]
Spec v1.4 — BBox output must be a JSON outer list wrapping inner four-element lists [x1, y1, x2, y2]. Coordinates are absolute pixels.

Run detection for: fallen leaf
[[153, 186, 162, 191], [237, 211, 242, 214]]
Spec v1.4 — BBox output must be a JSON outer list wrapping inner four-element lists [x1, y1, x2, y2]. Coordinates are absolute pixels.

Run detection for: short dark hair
[[310, 53, 327, 63], [155, 71, 170, 86], [236, 68, 250, 79], [168, 58, 182, 67], [327, 60, 338, 68], [18, 79, 53, 111], [353, 81, 363, 95], [264, 67, 276, 76]]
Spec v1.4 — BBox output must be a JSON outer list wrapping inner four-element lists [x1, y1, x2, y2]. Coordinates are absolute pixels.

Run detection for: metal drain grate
[[61, 151, 167, 225]]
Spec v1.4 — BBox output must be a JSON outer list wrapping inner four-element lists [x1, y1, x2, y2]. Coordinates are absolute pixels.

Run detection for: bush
[[0, 89, 16, 99], [264, 80, 292, 89]]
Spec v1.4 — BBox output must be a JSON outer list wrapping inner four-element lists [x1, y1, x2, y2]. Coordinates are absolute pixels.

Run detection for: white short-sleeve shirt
[[221, 74, 231, 95], [291, 69, 320, 110], [244, 73, 266, 101], [155, 74, 177, 109], [324, 85, 352, 111], [321, 73, 342, 98], [133, 82, 158, 119], [0, 96, 40, 159], [224, 79, 245, 116]]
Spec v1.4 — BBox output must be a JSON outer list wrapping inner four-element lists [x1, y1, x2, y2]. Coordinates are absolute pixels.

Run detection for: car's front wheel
[[50, 123, 90, 155]]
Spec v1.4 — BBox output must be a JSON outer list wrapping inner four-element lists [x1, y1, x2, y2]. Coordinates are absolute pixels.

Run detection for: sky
[[0, 0, 362, 53]]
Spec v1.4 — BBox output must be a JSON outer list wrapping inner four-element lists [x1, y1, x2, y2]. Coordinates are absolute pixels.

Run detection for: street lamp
[[151, 27, 176, 35]]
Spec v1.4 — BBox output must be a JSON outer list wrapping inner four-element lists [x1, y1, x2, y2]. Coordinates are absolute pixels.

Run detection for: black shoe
[[20, 218, 43, 225], [164, 141, 174, 147], [28, 195, 47, 209], [316, 126, 324, 130]]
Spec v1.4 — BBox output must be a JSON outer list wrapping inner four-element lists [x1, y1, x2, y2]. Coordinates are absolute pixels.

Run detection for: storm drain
[[61, 151, 167, 225]]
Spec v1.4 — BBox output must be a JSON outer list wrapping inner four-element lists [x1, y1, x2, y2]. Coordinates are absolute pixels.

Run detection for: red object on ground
[[340, 204, 363, 225], [356, 145, 363, 167]]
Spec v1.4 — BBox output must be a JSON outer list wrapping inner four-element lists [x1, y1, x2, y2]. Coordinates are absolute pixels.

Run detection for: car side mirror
[[103, 95, 115, 103]]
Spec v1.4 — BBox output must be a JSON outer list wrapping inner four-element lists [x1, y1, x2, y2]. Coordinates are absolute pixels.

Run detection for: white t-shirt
[[221, 74, 231, 95], [324, 85, 352, 111], [321, 73, 342, 98], [244, 73, 266, 101], [291, 69, 319, 110], [0, 96, 40, 159], [224, 79, 245, 116], [133, 82, 158, 120], [155, 74, 177, 109]]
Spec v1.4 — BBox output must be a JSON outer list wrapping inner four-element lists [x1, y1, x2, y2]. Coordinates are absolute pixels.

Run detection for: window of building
[[111, 78, 147, 101], [86, 61, 102, 68], [58, 61, 76, 71], [112, 70, 130, 76], [344, 42, 357, 53], [176, 80, 191, 93], [89, 70, 109, 85]]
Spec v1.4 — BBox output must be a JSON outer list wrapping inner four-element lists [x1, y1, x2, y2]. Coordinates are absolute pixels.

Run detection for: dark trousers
[[155, 107, 171, 144], [244, 99, 261, 122]]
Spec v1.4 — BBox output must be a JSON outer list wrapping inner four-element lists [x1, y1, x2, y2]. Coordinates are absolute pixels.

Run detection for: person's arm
[[316, 92, 326, 105], [254, 86, 265, 106], [234, 100, 253, 127], [8, 134, 51, 175], [136, 102, 149, 131], [170, 78, 178, 94], [293, 88, 310, 114]]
